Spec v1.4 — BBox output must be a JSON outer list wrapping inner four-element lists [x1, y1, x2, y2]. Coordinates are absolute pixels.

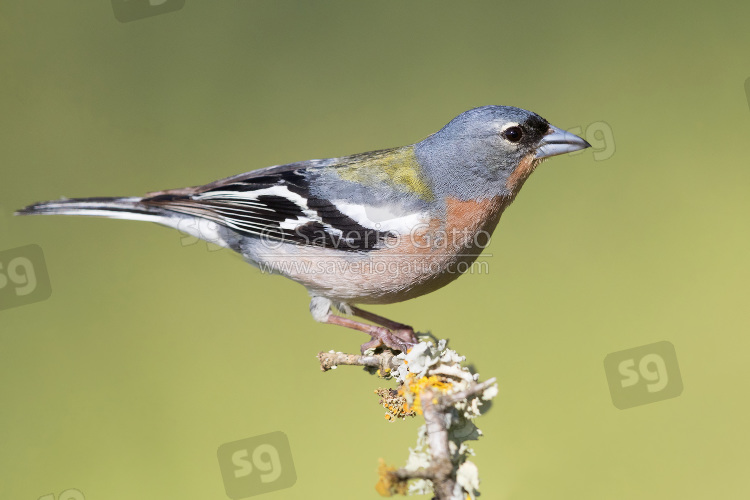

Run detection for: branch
[[318, 340, 498, 499], [437, 377, 498, 410], [317, 350, 399, 374]]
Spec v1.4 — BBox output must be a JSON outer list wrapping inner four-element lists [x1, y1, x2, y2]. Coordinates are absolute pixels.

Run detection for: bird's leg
[[323, 313, 414, 354], [309, 297, 417, 353], [348, 306, 418, 345]]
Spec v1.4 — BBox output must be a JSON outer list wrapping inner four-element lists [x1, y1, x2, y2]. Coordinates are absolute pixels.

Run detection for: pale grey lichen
[[404, 426, 433, 496], [456, 460, 480, 499], [393, 338, 498, 499]]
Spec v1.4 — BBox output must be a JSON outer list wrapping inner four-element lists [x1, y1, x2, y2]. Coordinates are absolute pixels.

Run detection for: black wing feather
[[142, 166, 393, 251]]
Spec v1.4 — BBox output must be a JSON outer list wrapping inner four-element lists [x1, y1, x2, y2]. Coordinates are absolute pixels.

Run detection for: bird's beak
[[534, 125, 591, 159]]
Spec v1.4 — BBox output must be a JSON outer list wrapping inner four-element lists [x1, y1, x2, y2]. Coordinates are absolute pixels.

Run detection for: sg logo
[[604, 341, 683, 409], [111, 0, 186, 23], [217, 431, 296, 499], [38, 489, 84, 500], [0, 244, 51, 311], [566, 121, 616, 161]]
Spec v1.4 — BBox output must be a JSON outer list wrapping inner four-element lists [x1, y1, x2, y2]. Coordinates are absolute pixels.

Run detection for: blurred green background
[[2, 1, 749, 499]]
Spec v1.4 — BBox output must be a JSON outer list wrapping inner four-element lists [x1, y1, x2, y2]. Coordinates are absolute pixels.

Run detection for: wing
[[141, 160, 398, 251]]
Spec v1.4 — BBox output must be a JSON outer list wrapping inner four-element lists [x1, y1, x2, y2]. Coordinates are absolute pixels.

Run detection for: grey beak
[[534, 125, 591, 159]]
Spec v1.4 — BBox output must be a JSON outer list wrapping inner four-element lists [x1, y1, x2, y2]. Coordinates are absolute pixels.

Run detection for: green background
[[2, 1, 749, 498]]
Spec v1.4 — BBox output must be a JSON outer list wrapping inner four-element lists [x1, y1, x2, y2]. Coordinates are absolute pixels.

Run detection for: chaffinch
[[17, 105, 590, 352]]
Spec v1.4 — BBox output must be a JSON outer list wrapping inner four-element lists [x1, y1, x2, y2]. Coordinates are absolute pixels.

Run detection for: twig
[[415, 390, 456, 498], [437, 377, 497, 410], [317, 350, 399, 374], [318, 340, 498, 499]]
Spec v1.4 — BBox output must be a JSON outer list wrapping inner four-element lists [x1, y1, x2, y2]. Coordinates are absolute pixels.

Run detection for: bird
[[16, 105, 590, 353]]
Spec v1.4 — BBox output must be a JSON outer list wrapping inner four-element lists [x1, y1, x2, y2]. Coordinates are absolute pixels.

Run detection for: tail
[[15, 196, 167, 223], [16, 196, 230, 249]]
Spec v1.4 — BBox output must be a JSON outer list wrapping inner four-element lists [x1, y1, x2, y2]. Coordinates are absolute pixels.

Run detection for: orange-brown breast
[[376, 195, 510, 258], [445, 195, 508, 239]]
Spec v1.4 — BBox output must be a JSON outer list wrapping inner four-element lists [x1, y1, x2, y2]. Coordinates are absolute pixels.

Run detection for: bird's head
[[416, 105, 591, 200]]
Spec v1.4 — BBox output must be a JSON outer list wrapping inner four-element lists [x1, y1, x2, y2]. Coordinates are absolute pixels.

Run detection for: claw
[[392, 328, 418, 345], [359, 326, 416, 353], [319, 306, 419, 354]]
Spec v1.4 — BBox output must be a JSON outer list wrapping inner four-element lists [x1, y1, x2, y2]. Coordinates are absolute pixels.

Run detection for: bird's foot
[[318, 303, 419, 354], [359, 326, 417, 354]]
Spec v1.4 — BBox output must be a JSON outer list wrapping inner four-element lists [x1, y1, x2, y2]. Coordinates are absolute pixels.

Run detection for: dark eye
[[503, 126, 523, 143]]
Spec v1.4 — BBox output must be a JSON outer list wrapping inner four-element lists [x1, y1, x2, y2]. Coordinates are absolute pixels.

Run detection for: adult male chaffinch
[[17, 105, 590, 352]]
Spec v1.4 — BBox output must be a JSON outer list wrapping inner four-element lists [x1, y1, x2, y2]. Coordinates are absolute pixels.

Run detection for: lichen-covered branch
[[317, 350, 399, 374], [318, 339, 498, 500]]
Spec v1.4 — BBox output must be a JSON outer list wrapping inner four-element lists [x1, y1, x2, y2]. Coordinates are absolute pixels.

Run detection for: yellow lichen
[[399, 373, 453, 415], [375, 458, 407, 497], [376, 388, 416, 421]]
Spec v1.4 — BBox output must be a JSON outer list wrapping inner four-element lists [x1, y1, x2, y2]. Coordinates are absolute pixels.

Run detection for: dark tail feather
[[15, 197, 167, 223], [16, 196, 231, 249]]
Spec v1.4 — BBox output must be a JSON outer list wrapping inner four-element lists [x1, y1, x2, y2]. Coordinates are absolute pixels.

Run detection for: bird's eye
[[502, 126, 523, 143]]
